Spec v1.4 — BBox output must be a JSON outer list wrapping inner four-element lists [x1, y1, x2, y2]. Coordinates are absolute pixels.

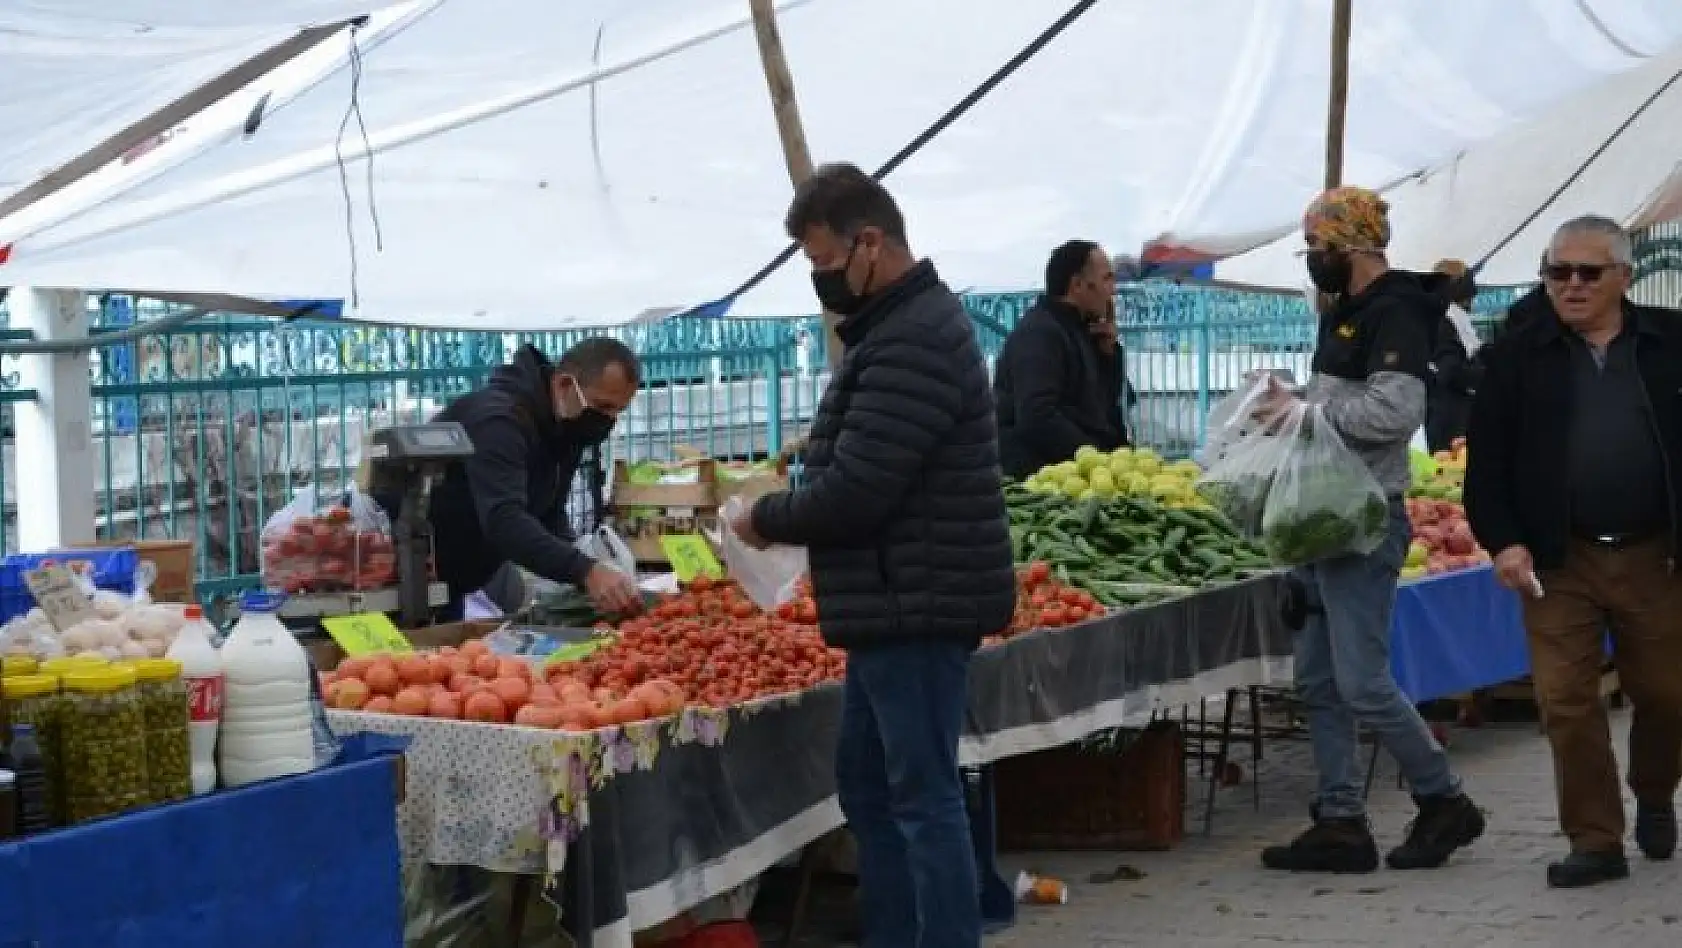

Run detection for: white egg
[[76, 649, 108, 662], [91, 591, 129, 620], [118, 640, 148, 659]]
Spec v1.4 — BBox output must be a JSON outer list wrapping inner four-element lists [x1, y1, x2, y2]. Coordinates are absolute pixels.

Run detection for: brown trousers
[[1523, 538, 1682, 853]]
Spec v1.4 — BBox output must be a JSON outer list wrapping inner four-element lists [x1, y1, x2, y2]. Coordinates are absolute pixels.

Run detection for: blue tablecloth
[[0, 737, 406, 948], [1391, 565, 1530, 703]]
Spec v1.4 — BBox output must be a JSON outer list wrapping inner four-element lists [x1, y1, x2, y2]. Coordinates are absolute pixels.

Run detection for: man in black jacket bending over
[[994, 239, 1129, 478], [729, 163, 1015, 948], [426, 339, 643, 620]]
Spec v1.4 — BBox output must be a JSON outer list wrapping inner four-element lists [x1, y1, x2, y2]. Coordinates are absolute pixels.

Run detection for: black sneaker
[[1546, 850, 1629, 888], [1261, 817, 1379, 873], [1385, 792, 1485, 869], [1636, 802, 1677, 860]]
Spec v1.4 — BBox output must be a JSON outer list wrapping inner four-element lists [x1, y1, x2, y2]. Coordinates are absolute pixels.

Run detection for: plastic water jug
[[218, 591, 315, 787], [167, 604, 224, 794]]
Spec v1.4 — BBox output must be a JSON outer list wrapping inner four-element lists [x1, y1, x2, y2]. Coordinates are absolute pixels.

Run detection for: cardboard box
[[59, 538, 197, 604]]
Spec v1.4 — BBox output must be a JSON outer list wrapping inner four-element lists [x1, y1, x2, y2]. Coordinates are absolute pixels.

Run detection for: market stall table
[[1392, 565, 1529, 703], [338, 573, 1293, 946], [0, 748, 405, 948]]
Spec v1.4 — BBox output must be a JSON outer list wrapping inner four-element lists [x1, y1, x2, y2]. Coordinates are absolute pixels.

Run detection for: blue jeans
[[1293, 498, 1460, 818], [838, 639, 980, 948]]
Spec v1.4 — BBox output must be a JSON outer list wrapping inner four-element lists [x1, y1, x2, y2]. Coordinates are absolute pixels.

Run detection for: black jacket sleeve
[[1096, 345, 1129, 448], [1431, 318, 1483, 396], [1006, 318, 1100, 461], [753, 331, 962, 547], [1463, 342, 1523, 557], [464, 415, 595, 585]]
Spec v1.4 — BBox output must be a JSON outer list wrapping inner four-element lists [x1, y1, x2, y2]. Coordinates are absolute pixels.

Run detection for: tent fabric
[[3, 0, 1682, 329], [0, 9, 295, 200], [1217, 39, 1682, 289]]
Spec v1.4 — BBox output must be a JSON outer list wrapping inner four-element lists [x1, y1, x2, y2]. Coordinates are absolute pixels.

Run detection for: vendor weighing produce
[[400, 339, 643, 620]]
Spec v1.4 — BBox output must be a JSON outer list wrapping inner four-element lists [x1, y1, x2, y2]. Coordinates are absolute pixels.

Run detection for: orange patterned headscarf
[[1302, 186, 1390, 252]]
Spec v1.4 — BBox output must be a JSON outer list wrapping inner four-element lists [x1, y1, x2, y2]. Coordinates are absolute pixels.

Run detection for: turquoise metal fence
[[5, 239, 1682, 591]]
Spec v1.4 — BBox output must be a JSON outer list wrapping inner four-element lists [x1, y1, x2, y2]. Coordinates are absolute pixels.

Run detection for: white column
[[11, 287, 95, 550]]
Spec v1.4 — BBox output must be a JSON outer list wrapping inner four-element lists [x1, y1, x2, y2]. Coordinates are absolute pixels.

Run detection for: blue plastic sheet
[[1390, 565, 1530, 703], [0, 734, 408, 948]]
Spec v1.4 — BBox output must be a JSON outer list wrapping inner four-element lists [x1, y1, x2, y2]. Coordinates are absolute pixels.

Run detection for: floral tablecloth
[[328, 687, 843, 947]]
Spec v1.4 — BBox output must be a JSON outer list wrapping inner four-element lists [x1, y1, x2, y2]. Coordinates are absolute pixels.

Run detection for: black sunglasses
[[1540, 262, 1612, 283]]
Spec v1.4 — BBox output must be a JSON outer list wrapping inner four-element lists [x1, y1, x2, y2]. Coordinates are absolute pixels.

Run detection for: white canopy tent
[[0, 8, 296, 199], [1217, 37, 1682, 289], [3, 0, 1682, 328]]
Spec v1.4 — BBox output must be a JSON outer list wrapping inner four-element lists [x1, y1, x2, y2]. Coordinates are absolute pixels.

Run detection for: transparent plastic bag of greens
[[1259, 404, 1389, 565], [1194, 375, 1298, 538]]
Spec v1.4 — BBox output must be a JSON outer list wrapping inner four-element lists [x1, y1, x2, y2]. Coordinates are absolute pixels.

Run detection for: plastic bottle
[[9, 724, 50, 834], [218, 592, 315, 787], [167, 604, 224, 794], [0, 769, 15, 840]]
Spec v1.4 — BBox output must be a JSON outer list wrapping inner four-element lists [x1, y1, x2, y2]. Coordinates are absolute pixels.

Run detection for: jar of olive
[[1, 673, 66, 827], [40, 655, 108, 679], [130, 659, 191, 804], [2, 655, 38, 678], [61, 666, 150, 823]]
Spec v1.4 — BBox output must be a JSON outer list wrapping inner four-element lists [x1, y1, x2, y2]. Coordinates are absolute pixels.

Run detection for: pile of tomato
[[262, 505, 399, 593], [983, 561, 1106, 646], [326, 568, 1110, 730], [576, 575, 846, 708]]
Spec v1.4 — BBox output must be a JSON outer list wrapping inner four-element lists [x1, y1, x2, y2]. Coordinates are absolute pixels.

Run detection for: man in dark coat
[[728, 163, 1015, 948], [1422, 259, 1482, 452], [1466, 215, 1682, 888], [994, 239, 1130, 478], [425, 339, 642, 619]]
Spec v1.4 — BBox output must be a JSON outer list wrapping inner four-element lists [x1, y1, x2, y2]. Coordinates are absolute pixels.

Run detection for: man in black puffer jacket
[[729, 163, 1015, 948]]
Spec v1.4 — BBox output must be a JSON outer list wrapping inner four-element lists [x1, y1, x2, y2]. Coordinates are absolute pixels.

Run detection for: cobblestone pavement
[[991, 712, 1681, 948]]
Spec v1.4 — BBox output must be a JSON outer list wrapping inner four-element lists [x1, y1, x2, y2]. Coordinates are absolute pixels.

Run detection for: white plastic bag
[[577, 524, 638, 578], [719, 496, 807, 611]]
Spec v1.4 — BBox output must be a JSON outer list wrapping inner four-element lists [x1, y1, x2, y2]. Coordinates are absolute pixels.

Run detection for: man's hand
[[1491, 544, 1536, 594], [1250, 375, 1302, 431], [585, 563, 642, 616], [729, 509, 770, 550], [1089, 312, 1118, 353]]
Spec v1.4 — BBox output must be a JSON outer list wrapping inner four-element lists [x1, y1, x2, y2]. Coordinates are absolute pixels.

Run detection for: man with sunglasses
[[1465, 215, 1682, 888], [1257, 186, 1485, 875]]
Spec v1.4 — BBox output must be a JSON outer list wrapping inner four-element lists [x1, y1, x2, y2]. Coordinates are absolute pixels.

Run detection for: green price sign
[[322, 612, 415, 657], [658, 534, 725, 582]]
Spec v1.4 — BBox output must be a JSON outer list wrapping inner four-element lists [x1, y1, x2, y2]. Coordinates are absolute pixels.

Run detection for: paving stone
[[992, 712, 1680, 947]]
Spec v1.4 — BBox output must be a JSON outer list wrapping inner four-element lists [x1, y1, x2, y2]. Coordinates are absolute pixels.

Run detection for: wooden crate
[[993, 720, 1185, 852], [608, 459, 721, 567]]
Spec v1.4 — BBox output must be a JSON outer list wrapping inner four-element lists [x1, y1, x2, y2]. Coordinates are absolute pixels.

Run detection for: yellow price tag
[[659, 534, 724, 582], [322, 612, 414, 657]]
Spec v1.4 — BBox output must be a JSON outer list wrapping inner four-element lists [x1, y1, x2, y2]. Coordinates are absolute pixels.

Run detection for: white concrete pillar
[[11, 287, 96, 550]]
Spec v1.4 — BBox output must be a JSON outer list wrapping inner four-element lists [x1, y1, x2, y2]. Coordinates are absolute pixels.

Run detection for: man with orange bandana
[[1258, 187, 1485, 874]]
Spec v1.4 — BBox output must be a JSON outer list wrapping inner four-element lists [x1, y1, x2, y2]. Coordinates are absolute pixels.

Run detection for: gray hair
[[1549, 215, 1633, 265]]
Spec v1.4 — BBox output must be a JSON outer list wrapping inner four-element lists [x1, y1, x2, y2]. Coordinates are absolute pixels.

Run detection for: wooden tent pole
[[1324, 0, 1353, 189], [748, 0, 844, 372]]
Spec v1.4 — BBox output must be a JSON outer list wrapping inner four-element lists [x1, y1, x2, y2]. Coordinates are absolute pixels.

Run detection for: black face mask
[[564, 408, 615, 446], [1306, 248, 1352, 295], [557, 377, 615, 445], [811, 239, 876, 316]]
